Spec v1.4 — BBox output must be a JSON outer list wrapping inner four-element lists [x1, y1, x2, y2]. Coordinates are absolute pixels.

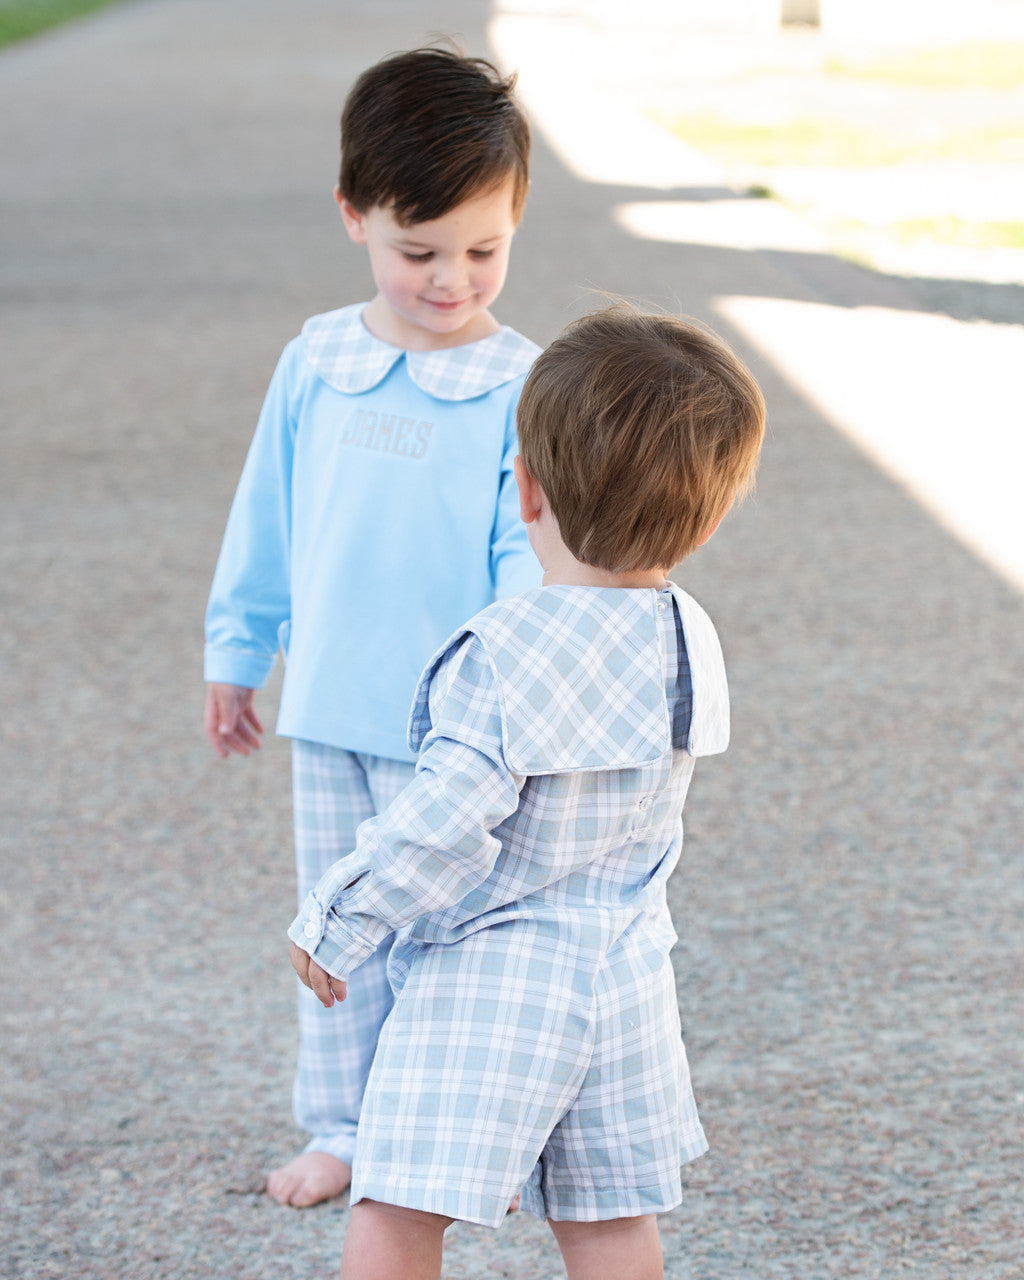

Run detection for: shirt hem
[[276, 714, 417, 763]]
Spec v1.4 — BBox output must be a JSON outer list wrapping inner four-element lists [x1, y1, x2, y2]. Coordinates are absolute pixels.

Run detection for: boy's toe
[[267, 1152, 352, 1207]]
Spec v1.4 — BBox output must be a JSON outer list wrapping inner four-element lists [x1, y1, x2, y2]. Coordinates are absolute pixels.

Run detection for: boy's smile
[[337, 180, 519, 351]]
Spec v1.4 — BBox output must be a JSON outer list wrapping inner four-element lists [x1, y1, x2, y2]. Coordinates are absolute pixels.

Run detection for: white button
[[303, 922, 318, 939], [638, 795, 651, 810], [656, 600, 667, 612]]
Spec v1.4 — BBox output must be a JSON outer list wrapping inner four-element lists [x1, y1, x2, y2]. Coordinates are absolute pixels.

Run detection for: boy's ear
[[696, 517, 724, 548], [514, 455, 543, 525], [335, 188, 367, 244]]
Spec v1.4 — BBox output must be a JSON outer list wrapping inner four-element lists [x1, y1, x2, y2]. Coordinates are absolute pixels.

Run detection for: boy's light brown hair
[[517, 306, 766, 573], [339, 46, 530, 226]]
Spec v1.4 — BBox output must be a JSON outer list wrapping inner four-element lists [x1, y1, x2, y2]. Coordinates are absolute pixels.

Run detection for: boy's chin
[[415, 308, 497, 346]]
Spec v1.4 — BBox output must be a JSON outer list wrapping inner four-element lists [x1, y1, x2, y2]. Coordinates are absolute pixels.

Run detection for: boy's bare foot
[[266, 1152, 352, 1207]]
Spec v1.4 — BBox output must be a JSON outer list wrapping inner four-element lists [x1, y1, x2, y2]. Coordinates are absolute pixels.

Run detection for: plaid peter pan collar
[[409, 584, 730, 775], [301, 303, 541, 401]]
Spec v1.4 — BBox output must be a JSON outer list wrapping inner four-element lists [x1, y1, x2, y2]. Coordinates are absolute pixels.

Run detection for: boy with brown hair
[[204, 46, 540, 1207], [289, 305, 766, 1278]]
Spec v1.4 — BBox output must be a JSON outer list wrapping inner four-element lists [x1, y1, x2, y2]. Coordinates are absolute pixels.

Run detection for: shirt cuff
[[287, 890, 378, 980], [203, 643, 275, 689]]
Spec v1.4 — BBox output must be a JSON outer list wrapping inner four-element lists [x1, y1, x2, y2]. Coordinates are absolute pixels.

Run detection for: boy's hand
[[290, 942, 347, 1008], [204, 682, 265, 758]]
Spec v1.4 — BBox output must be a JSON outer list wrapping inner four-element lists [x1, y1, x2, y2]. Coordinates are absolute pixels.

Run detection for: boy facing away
[[289, 306, 767, 1279], [203, 48, 541, 1207]]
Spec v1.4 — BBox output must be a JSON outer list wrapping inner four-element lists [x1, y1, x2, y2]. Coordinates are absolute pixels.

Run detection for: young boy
[[203, 47, 541, 1207], [289, 305, 766, 1279]]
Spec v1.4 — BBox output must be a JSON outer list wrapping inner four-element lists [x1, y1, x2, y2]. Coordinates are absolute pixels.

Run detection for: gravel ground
[[2, 2, 1022, 1278]]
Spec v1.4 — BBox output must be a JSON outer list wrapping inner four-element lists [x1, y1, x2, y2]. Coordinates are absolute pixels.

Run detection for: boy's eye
[[469, 249, 496, 260], [402, 251, 433, 263]]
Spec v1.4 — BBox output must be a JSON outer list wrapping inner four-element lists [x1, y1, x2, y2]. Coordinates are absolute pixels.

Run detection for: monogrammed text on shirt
[[342, 409, 433, 458]]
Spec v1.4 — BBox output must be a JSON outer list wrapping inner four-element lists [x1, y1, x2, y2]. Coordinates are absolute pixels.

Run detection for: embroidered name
[[342, 409, 433, 458]]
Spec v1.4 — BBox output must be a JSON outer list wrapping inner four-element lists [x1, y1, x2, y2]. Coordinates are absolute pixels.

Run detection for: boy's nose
[[430, 258, 467, 292]]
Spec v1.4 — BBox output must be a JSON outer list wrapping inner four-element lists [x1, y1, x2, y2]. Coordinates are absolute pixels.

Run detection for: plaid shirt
[[289, 584, 728, 979]]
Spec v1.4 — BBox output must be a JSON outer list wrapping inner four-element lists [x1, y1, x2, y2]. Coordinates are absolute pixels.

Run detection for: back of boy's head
[[339, 46, 530, 226], [517, 307, 766, 573]]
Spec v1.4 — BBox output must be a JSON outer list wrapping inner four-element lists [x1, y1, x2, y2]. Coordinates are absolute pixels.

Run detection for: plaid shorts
[[351, 910, 707, 1226]]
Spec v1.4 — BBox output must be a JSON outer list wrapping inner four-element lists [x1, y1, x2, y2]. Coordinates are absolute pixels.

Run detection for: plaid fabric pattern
[[290, 742, 415, 1162], [287, 586, 726, 1222], [353, 917, 707, 1227], [301, 304, 540, 401]]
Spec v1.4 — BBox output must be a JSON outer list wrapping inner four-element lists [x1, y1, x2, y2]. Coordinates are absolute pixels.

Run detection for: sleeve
[[489, 381, 542, 601], [287, 636, 524, 979], [203, 342, 297, 688]]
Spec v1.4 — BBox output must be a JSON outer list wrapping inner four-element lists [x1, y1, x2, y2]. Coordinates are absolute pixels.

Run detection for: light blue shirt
[[204, 304, 542, 760]]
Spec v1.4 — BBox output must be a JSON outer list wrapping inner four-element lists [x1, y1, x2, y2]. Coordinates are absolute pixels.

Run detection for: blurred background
[[1, 3, 1021, 1279], [489, 0, 1024, 590]]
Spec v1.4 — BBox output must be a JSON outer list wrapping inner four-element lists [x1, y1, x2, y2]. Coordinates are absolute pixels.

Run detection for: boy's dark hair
[[517, 306, 766, 573], [339, 46, 530, 226]]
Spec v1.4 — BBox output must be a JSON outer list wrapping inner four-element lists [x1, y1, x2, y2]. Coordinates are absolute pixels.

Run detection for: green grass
[[812, 214, 1024, 274], [887, 216, 1024, 250], [656, 116, 904, 167], [656, 114, 1024, 168], [0, 0, 124, 48], [825, 42, 1024, 91]]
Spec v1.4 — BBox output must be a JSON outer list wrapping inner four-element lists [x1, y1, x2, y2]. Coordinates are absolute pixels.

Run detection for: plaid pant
[[290, 740, 415, 1164]]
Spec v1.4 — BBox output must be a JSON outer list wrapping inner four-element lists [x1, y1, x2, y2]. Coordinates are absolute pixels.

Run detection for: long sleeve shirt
[[288, 583, 730, 979], [204, 303, 542, 760]]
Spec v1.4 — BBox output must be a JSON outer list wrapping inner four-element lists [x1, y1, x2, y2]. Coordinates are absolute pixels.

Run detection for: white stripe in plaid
[[290, 741, 415, 1162], [301, 304, 540, 401]]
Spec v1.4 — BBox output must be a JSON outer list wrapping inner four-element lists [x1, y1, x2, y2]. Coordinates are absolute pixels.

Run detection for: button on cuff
[[289, 891, 329, 951], [303, 901, 326, 948]]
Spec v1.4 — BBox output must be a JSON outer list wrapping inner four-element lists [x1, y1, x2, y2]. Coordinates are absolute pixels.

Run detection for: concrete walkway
[[1, 2, 1021, 1277]]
